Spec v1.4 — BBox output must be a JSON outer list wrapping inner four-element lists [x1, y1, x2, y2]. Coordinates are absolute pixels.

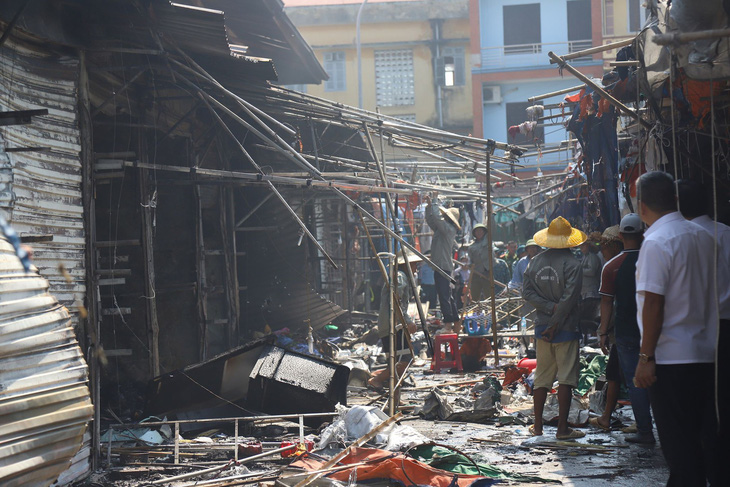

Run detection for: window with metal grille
[[324, 51, 346, 92], [374, 49, 415, 107], [435, 46, 466, 87], [394, 114, 416, 123], [567, 0, 592, 54]]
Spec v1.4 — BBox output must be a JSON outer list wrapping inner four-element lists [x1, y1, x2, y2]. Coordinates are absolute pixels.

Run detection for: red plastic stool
[[431, 334, 463, 373]]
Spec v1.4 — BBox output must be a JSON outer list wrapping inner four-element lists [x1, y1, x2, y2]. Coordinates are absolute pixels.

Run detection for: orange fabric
[[597, 98, 610, 118], [682, 76, 726, 128], [502, 366, 531, 387], [621, 163, 646, 198], [579, 93, 593, 121], [289, 447, 490, 487], [564, 88, 585, 104], [460, 337, 491, 361]]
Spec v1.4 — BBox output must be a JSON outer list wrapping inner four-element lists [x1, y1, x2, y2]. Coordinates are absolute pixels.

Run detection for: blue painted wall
[[483, 77, 581, 169], [478, 0, 573, 71]]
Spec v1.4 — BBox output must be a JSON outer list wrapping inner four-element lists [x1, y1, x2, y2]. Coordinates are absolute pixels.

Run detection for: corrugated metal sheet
[[160, 2, 231, 56], [0, 236, 93, 487], [240, 190, 346, 331], [156, 1, 278, 81], [0, 32, 85, 328], [179, 0, 328, 84]]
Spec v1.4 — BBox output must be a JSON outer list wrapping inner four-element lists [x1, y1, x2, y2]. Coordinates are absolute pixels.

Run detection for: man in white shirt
[[633, 172, 718, 486], [677, 179, 730, 453]]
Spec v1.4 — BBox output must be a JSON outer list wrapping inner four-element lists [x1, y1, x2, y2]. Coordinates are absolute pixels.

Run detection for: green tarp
[[408, 444, 559, 484]]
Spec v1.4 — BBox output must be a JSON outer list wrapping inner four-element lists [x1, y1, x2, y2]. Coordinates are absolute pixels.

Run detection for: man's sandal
[[589, 417, 611, 431], [556, 428, 586, 440], [528, 424, 542, 436]]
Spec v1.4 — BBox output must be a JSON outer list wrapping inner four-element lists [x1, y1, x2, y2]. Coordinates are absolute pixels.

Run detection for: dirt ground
[[351, 366, 670, 486]]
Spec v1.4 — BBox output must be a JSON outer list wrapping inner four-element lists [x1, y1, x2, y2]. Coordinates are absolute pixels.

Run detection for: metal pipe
[[109, 412, 338, 429], [361, 126, 432, 355], [168, 55, 296, 136], [333, 188, 455, 283], [527, 84, 585, 103], [547, 52, 652, 129], [356, 0, 369, 109], [485, 149, 500, 366], [652, 28, 730, 46], [178, 93, 337, 269], [549, 37, 635, 63], [235, 193, 275, 228]]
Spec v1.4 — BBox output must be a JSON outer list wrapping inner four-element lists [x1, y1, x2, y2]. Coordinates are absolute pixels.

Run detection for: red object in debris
[[502, 366, 531, 387], [430, 334, 463, 373], [238, 441, 263, 457], [517, 357, 537, 371], [280, 439, 314, 458]]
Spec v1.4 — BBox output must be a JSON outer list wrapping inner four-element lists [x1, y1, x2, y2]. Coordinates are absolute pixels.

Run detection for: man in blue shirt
[[507, 239, 541, 292], [418, 260, 436, 308]]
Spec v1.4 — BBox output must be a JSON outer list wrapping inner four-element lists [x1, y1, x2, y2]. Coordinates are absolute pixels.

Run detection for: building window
[[323, 51, 346, 92], [628, 0, 646, 32], [503, 4, 541, 55], [506, 102, 544, 145], [375, 49, 415, 107], [602, 0, 614, 36], [567, 0, 592, 53], [436, 46, 466, 87], [394, 114, 416, 123]]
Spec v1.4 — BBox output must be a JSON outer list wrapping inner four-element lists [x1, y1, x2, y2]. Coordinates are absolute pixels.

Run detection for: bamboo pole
[[360, 132, 432, 353], [357, 209, 415, 357], [120, 160, 411, 195], [547, 51, 652, 129], [652, 28, 730, 46], [528, 84, 585, 103], [362, 123, 408, 416], [549, 37, 635, 63], [485, 148, 500, 366]]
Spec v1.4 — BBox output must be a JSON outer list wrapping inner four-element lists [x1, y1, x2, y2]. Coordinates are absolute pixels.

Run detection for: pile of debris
[[92, 316, 669, 486]]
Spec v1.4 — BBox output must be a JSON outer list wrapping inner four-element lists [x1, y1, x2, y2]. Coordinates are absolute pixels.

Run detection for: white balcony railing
[[479, 40, 594, 70]]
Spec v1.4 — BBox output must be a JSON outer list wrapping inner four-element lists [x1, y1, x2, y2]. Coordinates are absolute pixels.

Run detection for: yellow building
[[284, 0, 473, 134], [600, 0, 648, 67]]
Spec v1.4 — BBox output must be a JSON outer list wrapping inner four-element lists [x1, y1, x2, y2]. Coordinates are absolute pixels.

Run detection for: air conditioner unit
[[482, 85, 501, 104]]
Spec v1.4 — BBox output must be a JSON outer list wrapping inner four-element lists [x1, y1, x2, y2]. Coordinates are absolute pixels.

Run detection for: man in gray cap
[[596, 213, 654, 444]]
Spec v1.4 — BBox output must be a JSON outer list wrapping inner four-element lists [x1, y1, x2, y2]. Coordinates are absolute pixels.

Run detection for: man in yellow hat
[[424, 194, 460, 333], [523, 216, 586, 439]]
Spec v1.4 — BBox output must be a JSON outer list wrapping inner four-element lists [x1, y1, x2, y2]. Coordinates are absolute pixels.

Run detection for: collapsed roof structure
[[0, 0, 530, 481]]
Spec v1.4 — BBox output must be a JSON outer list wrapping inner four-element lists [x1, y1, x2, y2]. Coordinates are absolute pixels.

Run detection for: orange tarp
[[289, 447, 496, 487]]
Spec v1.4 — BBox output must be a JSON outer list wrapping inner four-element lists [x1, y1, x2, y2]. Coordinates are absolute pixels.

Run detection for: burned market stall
[[3, 0, 543, 483]]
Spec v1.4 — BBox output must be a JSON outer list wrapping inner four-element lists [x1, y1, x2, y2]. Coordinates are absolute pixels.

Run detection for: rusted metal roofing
[[155, 1, 278, 81], [0, 32, 85, 328], [175, 0, 327, 84], [0, 236, 93, 487], [159, 3, 231, 55]]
